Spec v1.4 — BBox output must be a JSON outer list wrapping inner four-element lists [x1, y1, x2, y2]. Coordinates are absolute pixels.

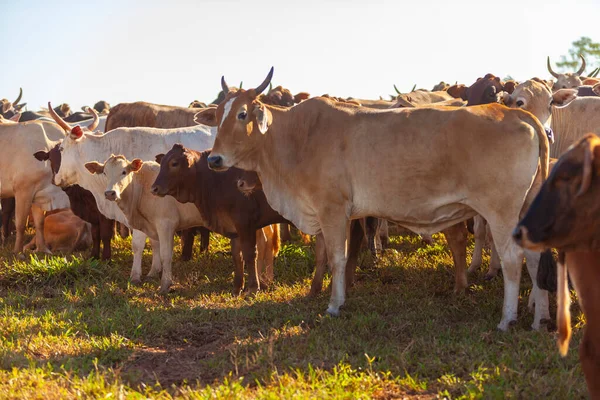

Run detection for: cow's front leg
[[230, 238, 244, 295], [442, 222, 468, 293], [524, 249, 550, 330], [321, 213, 350, 317], [148, 238, 162, 277], [130, 229, 146, 284]]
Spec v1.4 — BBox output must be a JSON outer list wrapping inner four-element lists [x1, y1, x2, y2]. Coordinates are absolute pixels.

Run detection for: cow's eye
[[516, 100, 524, 107], [122, 171, 126, 176], [562, 86, 567, 89], [171, 161, 178, 168], [237, 111, 247, 120]]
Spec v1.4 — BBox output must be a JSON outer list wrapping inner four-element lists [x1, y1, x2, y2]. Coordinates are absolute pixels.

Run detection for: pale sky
[[2, 0, 600, 111]]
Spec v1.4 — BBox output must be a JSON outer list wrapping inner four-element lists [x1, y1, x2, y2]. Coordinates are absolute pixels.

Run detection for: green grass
[[0, 228, 587, 399]]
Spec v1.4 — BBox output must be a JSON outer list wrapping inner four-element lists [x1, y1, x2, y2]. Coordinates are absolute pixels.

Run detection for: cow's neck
[[252, 105, 321, 234]]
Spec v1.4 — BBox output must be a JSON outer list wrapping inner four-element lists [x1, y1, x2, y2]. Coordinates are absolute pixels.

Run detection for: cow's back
[[105, 101, 197, 131], [551, 97, 600, 157]]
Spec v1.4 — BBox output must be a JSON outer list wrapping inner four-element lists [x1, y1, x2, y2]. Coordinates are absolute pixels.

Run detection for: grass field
[[0, 229, 587, 399]]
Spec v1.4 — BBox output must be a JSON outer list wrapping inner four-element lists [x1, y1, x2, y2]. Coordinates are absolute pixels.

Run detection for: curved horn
[[590, 67, 599, 78], [394, 84, 401, 95], [239, 81, 243, 89], [269, 82, 273, 93], [47, 102, 71, 131], [255, 67, 274, 95], [411, 84, 416, 92], [87, 107, 99, 132], [547, 56, 559, 78], [221, 76, 230, 94], [13, 87, 23, 106], [593, 67, 600, 78], [576, 54, 586, 76]]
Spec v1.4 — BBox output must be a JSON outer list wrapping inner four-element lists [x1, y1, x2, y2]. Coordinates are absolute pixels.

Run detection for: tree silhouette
[[556, 37, 600, 73]]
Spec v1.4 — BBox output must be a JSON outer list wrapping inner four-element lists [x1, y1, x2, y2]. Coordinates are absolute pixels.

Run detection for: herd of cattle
[[2, 55, 600, 396]]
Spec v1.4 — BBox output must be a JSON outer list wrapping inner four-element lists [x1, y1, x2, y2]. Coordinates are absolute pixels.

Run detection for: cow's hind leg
[[489, 221, 524, 331], [468, 215, 486, 273], [130, 229, 146, 284], [322, 214, 350, 317], [100, 218, 114, 261], [31, 204, 50, 254], [13, 191, 34, 253], [524, 249, 550, 330], [443, 222, 468, 293], [148, 238, 162, 277], [90, 223, 100, 259], [239, 229, 259, 293], [309, 233, 328, 297]]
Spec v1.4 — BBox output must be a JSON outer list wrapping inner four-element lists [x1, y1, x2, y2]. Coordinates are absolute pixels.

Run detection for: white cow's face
[[553, 74, 582, 91], [54, 136, 86, 187], [85, 155, 142, 201]]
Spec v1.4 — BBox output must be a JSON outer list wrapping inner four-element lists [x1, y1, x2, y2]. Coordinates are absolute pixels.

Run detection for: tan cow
[[105, 101, 202, 132], [198, 68, 550, 331], [23, 209, 92, 253]]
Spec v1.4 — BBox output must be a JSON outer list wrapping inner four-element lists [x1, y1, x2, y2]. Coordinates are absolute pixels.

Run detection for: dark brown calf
[[33, 144, 115, 260], [152, 144, 289, 293]]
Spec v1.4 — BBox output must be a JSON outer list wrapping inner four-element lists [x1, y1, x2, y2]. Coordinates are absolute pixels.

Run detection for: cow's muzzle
[[150, 184, 165, 197], [207, 155, 224, 170], [512, 225, 545, 250], [105, 190, 117, 201]]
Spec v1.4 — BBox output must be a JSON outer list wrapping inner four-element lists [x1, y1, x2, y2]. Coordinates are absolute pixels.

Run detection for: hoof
[[158, 286, 171, 295], [146, 270, 160, 279], [326, 306, 340, 317], [130, 278, 142, 286], [484, 272, 497, 281], [497, 319, 517, 331]]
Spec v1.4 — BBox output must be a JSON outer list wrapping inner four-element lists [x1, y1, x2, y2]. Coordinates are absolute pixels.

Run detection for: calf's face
[[514, 134, 600, 251], [85, 156, 142, 201], [151, 144, 192, 197]]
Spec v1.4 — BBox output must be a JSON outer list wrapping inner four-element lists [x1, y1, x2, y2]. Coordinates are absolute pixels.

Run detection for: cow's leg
[[489, 221, 524, 331], [442, 222, 468, 293], [130, 229, 146, 284], [199, 227, 210, 253], [345, 219, 364, 290], [322, 215, 350, 317], [179, 228, 195, 261], [13, 192, 34, 253], [468, 215, 486, 273], [309, 233, 328, 297], [280, 223, 292, 243], [100, 218, 114, 261], [379, 219, 389, 249], [484, 224, 502, 280], [90, 223, 100, 259], [148, 238, 162, 277], [157, 225, 175, 294], [256, 227, 275, 285], [1, 198, 15, 242], [230, 238, 244, 295], [365, 217, 378, 256], [239, 229, 259, 293], [30, 204, 50, 254], [524, 249, 550, 330]]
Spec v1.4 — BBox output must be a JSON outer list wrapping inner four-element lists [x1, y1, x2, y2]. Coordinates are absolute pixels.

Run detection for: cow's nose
[[512, 226, 524, 244], [208, 155, 223, 169], [237, 180, 245, 189], [105, 190, 117, 201], [150, 185, 159, 195]]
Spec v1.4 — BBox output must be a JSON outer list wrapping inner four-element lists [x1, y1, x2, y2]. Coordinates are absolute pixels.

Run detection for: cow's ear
[[155, 154, 165, 164], [1, 101, 11, 114], [252, 103, 271, 134], [552, 89, 578, 106], [194, 108, 218, 126], [10, 113, 21, 122], [129, 159, 143, 173], [85, 161, 104, 174], [294, 92, 310, 103], [60, 103, 70, 114], [33, 150, 49, 162], [504, 81, 517, 94], [593, 83, 600, 96]]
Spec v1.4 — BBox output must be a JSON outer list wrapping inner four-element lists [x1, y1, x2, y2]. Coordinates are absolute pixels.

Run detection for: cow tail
[[531, 115, 549, 180], [271, 224, 280, 257], [556, 251, 571, 357]]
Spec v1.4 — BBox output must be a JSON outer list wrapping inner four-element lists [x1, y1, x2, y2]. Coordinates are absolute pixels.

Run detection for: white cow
[[46, 105, 216, 287]]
